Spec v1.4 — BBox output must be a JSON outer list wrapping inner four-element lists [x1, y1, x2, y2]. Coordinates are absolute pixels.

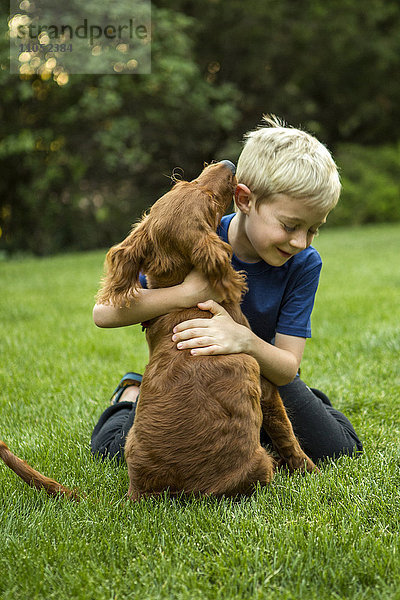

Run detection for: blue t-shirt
[[139, 212, 322, 344]]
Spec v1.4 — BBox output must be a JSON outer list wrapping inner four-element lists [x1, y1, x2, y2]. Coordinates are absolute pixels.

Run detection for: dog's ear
[[191, 231, 247, 304], [96, 217, 151, 306]]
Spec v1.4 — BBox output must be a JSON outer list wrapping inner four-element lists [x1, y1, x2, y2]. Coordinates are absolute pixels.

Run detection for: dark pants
[[91, 377, 363, 464]]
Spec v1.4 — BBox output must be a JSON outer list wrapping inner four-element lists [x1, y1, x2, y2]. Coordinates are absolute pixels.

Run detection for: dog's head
[[189, 159, 237, 220], [97, 161, 238, 306]]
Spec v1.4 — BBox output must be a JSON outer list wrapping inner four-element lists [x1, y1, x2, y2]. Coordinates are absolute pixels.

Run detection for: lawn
[[0, 224, 399, 600]]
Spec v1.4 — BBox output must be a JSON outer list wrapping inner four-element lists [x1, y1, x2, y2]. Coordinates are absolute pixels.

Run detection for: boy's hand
[[172, 300, 251, 356], [180, 269, 225, 307]]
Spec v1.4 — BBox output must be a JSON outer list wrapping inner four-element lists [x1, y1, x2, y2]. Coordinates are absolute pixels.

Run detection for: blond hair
[[236, 115, 341, 211]]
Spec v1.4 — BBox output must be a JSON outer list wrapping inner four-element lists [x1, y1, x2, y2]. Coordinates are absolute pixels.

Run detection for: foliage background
[[1, 0, 400, 255]]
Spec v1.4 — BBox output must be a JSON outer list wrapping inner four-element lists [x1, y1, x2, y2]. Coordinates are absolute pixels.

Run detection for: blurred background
[[1, 0, 400, 256]]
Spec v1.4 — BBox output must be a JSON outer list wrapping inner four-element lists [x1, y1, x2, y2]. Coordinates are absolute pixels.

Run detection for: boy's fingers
[[172, 301, 229, 336], [197, 300, 228, 317], [172, 319, 212, 333], [173, 328, 210, 342], [190, 345, 221, 356], [177, 336, 215, 350]]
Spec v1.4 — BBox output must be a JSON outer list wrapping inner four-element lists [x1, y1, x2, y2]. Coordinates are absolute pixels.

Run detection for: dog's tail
[[0, 441, 80, 501]]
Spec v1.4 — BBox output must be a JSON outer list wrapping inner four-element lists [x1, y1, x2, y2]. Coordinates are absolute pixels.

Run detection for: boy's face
[[236, 192, 328, 266]]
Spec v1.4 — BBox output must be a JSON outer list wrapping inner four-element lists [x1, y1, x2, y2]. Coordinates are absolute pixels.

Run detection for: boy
[[92, 115, 362, 464]]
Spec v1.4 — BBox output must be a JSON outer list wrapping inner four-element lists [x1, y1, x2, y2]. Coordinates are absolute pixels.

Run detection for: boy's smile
[[230, 192, 328, 266]]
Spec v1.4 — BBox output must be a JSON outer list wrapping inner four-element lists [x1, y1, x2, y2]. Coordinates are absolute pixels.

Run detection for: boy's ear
[[234, 183, 252, 214]]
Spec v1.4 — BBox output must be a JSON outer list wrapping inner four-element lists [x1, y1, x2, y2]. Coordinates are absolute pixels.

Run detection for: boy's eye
[[282, 223, 321, 235], [283, 224, 296, 232]]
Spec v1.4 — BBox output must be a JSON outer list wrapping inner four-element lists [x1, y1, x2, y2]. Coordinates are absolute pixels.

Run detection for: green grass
[[1, 224, 399, 600]]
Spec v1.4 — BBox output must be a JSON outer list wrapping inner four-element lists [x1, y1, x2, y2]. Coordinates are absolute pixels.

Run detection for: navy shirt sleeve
[[276, 259, 322, 338]]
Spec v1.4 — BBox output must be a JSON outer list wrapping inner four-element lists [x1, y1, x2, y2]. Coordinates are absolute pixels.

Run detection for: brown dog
[[97, 160, 316, 500], [0, 161, 315, 501]]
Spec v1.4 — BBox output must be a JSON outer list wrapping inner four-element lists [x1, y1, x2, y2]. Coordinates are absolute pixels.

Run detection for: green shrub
[[330, 143, 400, 226]]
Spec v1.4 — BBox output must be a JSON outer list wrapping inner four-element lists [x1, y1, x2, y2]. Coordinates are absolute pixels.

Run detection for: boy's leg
[[260, 377, 363, 463], [91, 381, 141, 463]]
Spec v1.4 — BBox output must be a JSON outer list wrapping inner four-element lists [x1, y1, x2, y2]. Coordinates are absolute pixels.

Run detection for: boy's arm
[[93, 286, 187, 328], [93, 270, 224, 328], [244, 331, 305, 386], [93, 284, 203, 328]]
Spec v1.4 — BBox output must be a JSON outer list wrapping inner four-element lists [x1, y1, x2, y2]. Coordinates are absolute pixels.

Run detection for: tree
[[1, 0, 400, 254], [0, 7, 239, 254]]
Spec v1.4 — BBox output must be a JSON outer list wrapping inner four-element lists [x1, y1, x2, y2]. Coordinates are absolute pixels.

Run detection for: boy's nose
[[219, 160, 236, 174], [289, 231, 308, 250]]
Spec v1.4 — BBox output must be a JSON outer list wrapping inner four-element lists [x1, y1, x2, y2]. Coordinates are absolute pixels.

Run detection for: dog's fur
[[0, 161, 315, 501]]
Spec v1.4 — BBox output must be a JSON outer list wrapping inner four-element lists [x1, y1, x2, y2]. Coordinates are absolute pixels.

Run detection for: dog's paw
[[279, 453, 319, 474]]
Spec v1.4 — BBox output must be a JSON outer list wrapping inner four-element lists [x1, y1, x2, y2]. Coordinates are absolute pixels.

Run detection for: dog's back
[[125, 307, 275, 499]]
